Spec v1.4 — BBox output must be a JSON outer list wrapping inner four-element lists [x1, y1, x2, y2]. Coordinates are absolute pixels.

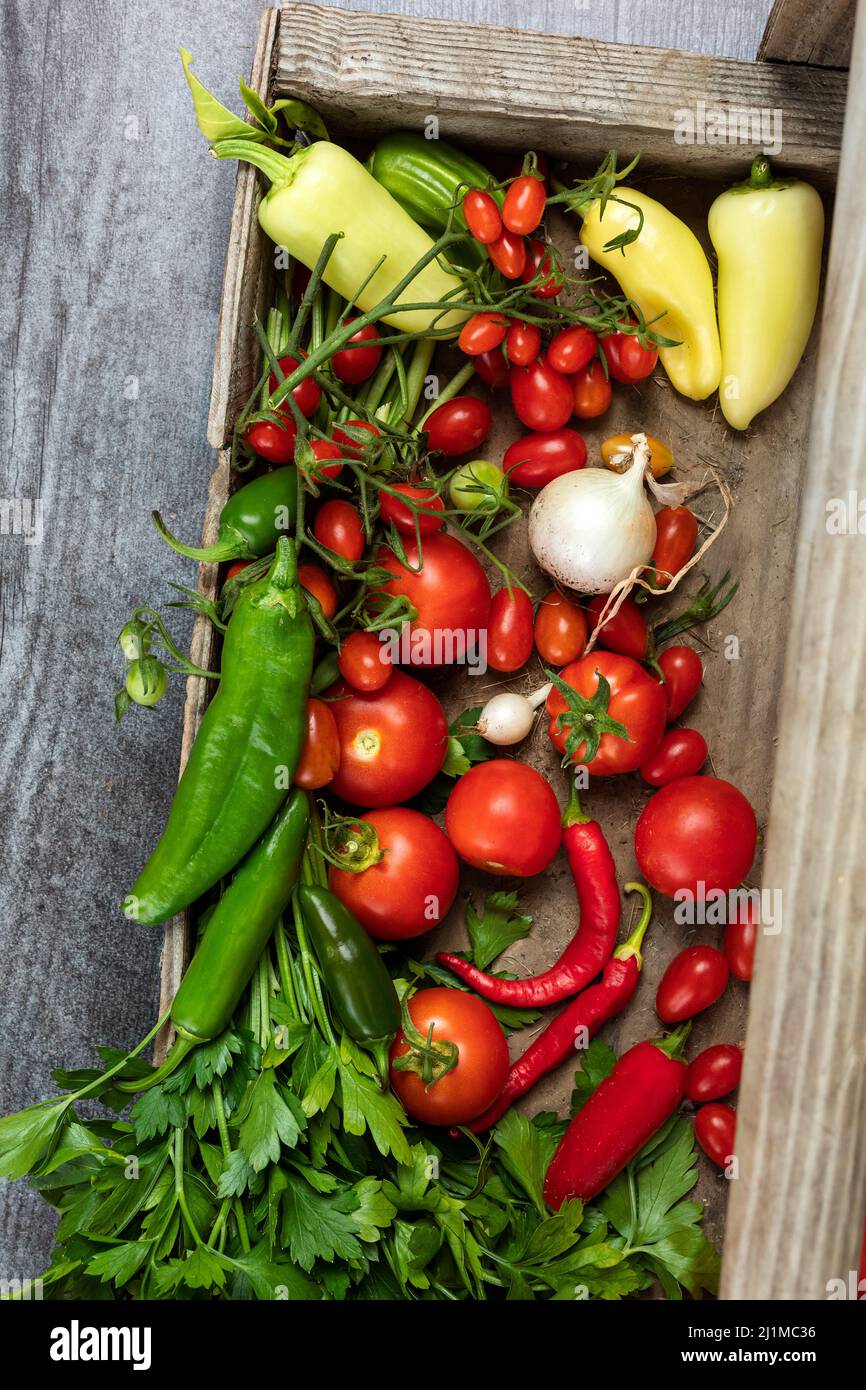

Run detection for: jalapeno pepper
[[368, 131, 500, 247], [123, 538, 314, 926], [152, 467, 298, 564]]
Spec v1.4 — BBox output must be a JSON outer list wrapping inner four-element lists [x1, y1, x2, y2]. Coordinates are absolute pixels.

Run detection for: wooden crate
[[159, 2, 866, 1300]]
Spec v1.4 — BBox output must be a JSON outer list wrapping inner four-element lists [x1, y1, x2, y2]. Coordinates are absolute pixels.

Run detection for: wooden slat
[[275, 2, 845, 184], [759, 0, 854, 67], [721, 3, 866, 1302]]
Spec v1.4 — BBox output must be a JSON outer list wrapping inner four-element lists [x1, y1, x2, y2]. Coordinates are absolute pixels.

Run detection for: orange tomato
[[294, 699, 341, 789], [299, 563, 338, 620]]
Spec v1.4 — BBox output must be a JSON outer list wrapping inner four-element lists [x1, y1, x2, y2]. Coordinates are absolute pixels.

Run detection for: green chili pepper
[[368, 132, 500, 256], [297, 884, 400, 1068], [152, 467, 298, 563], [123, 538, 314, 926]]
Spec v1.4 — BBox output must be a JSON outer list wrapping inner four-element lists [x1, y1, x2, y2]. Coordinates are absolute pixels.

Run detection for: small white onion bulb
[[476, 684, 552, 746]]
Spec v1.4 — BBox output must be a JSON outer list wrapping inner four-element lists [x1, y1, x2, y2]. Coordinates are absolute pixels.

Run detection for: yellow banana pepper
[[708, 157, 824, 430], [576, 189, 721, 401]]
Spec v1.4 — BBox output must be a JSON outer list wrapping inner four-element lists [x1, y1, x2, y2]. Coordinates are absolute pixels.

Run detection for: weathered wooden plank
[[759, 0, 854, 67], [275, 1, 845, 183], [721, 2, 866, 1303]]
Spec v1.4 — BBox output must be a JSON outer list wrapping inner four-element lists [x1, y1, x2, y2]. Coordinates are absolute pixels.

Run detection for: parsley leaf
[[569, 1039, 617, 1115], [280, 1172, 364, 1271], [466, 890, 533, 970], [493, 1110, 558, 1215], [236, 1071, 305, 1171]]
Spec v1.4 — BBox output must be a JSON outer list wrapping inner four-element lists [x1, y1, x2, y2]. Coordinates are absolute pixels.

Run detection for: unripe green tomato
[[118, 619, 150, 660], [126, 657, 169, 707], [448, 459, 508, 513]]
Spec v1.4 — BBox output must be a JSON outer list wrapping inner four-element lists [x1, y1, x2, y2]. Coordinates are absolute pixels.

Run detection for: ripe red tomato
[[329, 320, 383, 385], [724, 902, 758, 981], [534, 590, 587, 666], [244, 418, 297, 465], [474, 348, 510, 389], [298, 563, 337, 620], [375, 534, 491, 667], [635, 776, 758, 898], [546, 652, 666, 776], [487, 228, 527, 280], [600, 330, 658, 384], [308, 438, 344, 481], [463, 188, 502, 244], [656, 945, 729, 1023], [268, 354, 322, 418], [505, 320, 542, 367], [695, 1103, 737, 1169], [337, 630, 392, 692], [658, 645, 703, 721], [327, 671, 448, 806], [458, 312, 508, 357], [389, 989, 509, 1125], [224, 560, 251, 584], [503, 429, 586, 488], [586, 595, 649, 662], [313, 499, 364, 563], [686, 1044, 743, 1103], [487, 588, 534, 673], [510, 360, 573, 432], [502, 174, 546, 235], [547, 325, 597, 375], [446, 760, 561, 877], [424, 396, 492, 456], [521, 238, 563, 298], [333, 419, 381, 459], [294, 698, 341, 790], [640, 728, 708, 787], [329, 808, 458, 940], [651, 507, 698, 588], [378, 483, 444, 536], [571, 360, 612, 419]]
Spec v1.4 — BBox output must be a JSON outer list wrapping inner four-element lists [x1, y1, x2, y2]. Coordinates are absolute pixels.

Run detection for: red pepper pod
[[436, 783, 620, 1006], [544, 1025, 690, 1209]]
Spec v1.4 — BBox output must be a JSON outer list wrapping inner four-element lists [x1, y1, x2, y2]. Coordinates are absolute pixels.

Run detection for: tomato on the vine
[[307, 438, 344, 481], [378, 483, 444, 536], [337, 630, 392, 693], [224, 560, 251, 584], [640, 727, 708, 787], [474, 348, 510, 389], [534, 589, 587, 666], [333, 419, 380, 459], [546, 651, 666, 775], [503, 428, 586, 488], [635, 776, 758, 898], [463, 188, 502, 244], [244, 418, 297, 465], [424, 396, 492, 456], [329, 320, 383, 385], [521, 238, 563, 298], [458, 312, 508, 357], [313, 499, 364, 563], [487, 228, 527, 280], [571, 359, 612, 419], [658, 645, 703, 721], [446, 759, 561, 877], [510, 359, 573, 432], [268, 353, 322, 418], [329, 808, 458, 940], [293, 698, 341, 790], [389, 989, 509, 1126], [374, 533, 491, 666], [487, 587, 534, 672], [547, 325, 597, 375], [600, 329, 658, 384], [505, 320, 541, 367], [298, 562, 338, 620], [448, 459, 507, 514], [502, 174, 546, 235], [327, 671, 448, 807]]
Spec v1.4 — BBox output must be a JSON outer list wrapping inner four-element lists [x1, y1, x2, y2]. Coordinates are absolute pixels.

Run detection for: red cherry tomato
[[651, 507, 698, 587], [534, 590, 587, 666], [332, 419, 381, 459], [601, 330, 658, 385], [268, 354, 322, 419], [329, 808, 459, 941], [389, 989, 509, 1126], [656, 945, 729, 1023], [586, 595, 649, 663], [337, 630, 392, 693], [635, 776, 758, 899], [327, 671, 448, 807], [510, 360, 573, 432], [571, 359, 612, 419], [658, 645, 703, 721], [462, 188, 502, 245], [378, 483, 444, 536], [313, 499, 364, 563], [724, 902, 758, 982], [244, 417, 297, 465], [502, 174, 546, 235], [224, 560, 251, 584], [329, 320, 383, 385], [640, 727, 708, 787], [298, 562, 337, 620], [474, 348, 510, 389], [487, 228, 527, 280], [505, 320, 542, 367], [458, 312, 508, 357], [424, 396, 492, 456], [503, 428, 586, 488], [687, 1044, 743, 1103], [375, 533, 491, 668], [546, 651, 666, 776], [307, 438, 344, 481], [547, 325, 597, 375], [695, 1103, 737, 1169], [521, 238, 563, 298], [446, 759, 561, 877], [487, 588, 534, 673], [293, 698, 341, 790]]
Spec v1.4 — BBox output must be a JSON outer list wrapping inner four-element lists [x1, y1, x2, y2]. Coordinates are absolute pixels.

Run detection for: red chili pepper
[[544, 1023, 690, 1208], [437, 782, 620, 1006], [466, 883, 653, 1132]]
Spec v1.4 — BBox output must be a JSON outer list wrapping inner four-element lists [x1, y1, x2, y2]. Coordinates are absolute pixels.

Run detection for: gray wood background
[[0, 0, 772, 1279]]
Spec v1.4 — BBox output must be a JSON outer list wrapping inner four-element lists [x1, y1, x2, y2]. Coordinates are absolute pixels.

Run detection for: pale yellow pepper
[[708, 158, 824, 430]]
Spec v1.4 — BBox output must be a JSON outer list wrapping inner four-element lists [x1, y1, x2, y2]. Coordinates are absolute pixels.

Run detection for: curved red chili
[[436, 782, 620, 1006], [467, 883, 653, 1132]]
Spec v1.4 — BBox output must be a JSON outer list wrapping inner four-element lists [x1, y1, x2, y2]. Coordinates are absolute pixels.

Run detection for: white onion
[[476, 684, 551, 746], [528, 435, 657, 594]]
